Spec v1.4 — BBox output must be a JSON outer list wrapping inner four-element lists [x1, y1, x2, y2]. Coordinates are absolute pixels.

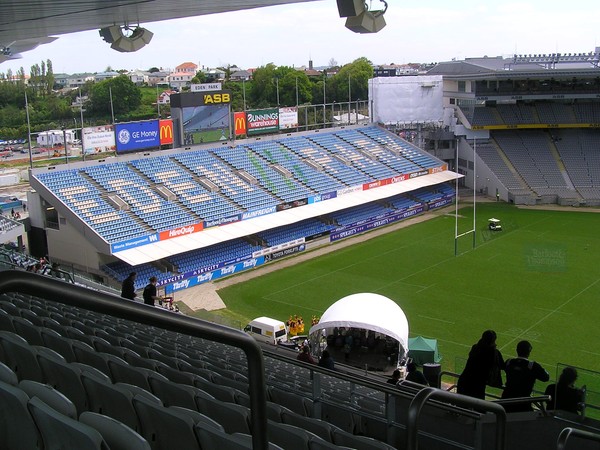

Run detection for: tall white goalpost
[[454, 137, 477, 256]]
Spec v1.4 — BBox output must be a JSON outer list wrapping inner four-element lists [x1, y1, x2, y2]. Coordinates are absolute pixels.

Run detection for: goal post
[[454, 137, 477, 256]]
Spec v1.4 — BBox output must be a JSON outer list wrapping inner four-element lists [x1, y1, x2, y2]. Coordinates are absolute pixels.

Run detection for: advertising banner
[[329, 207, 424, 242], [111, 233, 159, 253], [82, 125, 115, 154], [159, 119, 174, 145], [158, 223, 203, 241], [115, 120, 160, 153], [278, 107, 298, 129], [246, 108, 279, 135], [234, 112, 246, 136], [165, 256, 265, 293]]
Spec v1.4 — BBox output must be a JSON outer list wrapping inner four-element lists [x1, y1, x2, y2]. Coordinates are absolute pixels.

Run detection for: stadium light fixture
[[99, 24, 153, 52], [342, 0, 388, 34]]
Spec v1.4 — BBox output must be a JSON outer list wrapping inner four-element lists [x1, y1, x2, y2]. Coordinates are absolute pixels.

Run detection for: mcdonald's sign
[[159, 119, 174, 145], [234, 112, 246, 136]]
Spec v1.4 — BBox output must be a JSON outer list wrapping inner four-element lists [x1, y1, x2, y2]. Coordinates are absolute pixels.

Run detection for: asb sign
[[234, 112, 246, 136], [115, 120, 160, 153], [159, 119, 173, 145]]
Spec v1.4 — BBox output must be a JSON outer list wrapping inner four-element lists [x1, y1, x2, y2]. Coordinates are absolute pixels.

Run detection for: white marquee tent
[[309, 293, 410, 356]]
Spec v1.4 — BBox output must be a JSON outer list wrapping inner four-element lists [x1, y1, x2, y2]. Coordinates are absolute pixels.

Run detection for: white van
[[244, 316, 289, 345]]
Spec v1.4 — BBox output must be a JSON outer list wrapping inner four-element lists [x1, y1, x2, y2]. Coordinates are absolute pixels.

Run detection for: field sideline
[[217, 202, 600, 386]]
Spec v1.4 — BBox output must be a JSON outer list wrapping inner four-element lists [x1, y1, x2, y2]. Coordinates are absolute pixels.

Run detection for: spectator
[[405, 362, 429, 386], [457, 330, 505, 399], [297, 346, 315, 364], [545, 367, 585, 414], [120, 272, 137, 300], [143, 276, 161, 306], [387, 369, 401, 385], [501, 340, 549, 411], [318, 350, 335, 371]]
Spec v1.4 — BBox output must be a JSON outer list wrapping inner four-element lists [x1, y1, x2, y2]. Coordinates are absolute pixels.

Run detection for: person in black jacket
[[545, 366, 585, 414], [318, 350, 335, 370], [120, 272, 137, 300], [501, 340, 549, 412], [457, 330, 504, 399], [143, 276, 161, 306]]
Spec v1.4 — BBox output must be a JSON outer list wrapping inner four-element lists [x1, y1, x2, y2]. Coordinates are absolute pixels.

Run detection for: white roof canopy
[[114, 170, 459, 266], [309, 293, 410, 353]]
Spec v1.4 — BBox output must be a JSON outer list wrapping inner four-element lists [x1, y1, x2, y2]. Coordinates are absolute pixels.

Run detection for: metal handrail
[[0, 270, 269, 450], [557, 427, 600, 450], [407, 387, 507, 450]]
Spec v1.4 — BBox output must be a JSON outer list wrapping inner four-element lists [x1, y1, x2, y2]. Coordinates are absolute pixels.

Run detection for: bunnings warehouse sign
[[246, 108, 279, 135]]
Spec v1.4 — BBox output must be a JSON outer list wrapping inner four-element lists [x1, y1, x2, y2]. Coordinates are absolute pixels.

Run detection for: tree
[[88, 75, 141, 118], [191, 70, 206, 84], [148, 67, 160, 73], [330, 57, 373, 103], [249, 63, 278, 108]]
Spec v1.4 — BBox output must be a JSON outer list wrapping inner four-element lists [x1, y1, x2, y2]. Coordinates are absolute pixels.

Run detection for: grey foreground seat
[[81, 372, 141, 432], [0, 380, 42, 450], [28, 396, 109, 450], [80, 411, 151, 450], [0, 360, 18, 385], [132, 394, 202, 450], [19, 379, 78, 419], [0, 330, 44, 382], [37, 352, 89, 415]]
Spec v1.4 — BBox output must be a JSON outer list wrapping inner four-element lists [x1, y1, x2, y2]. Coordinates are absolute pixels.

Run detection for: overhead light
[[337, 0, 365, 17], [343, 0, 388, 34], [99, 25, 153, 52]]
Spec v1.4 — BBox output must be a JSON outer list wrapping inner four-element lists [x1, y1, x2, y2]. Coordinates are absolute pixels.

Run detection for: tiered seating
[[496, 104, 536, 125], [494, 131, 567, 190], [258, 219, 335, 247], [0, 290, 401, 449], [536, 103, 575, 124], [555, 130, 600, 201], [309, 133, 396, 180], [212, 145, 313, 202], [130, 156, 240, 221], [168, 239, 260, 274], [332, 203, 392, 227], [35, 171, 147, 243], [283, 137, 370, 186], [387, 195, 422, 211], [85, 164, 197, 233], [476, 142, 529, 192], [572, 103, 600, 123], [358, 127, 440, 169], [174, 150, 276, 212], [471, 107, 502, 126], [249, 140, 345, 194], [334, 129, 420, 174]]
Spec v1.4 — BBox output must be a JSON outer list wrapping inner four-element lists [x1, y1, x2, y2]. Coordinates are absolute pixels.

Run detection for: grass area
[[218, 202, 600, 387]]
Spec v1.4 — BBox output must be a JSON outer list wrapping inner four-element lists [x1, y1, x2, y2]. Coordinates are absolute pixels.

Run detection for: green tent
[[408, 336, 441, 366]]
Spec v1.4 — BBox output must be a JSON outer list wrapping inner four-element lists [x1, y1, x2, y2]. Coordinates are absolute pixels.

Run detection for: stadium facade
[[370, 49, 600, 206]]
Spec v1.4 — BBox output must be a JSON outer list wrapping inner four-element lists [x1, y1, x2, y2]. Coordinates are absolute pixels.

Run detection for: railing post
[[407, 387, 506, 450]]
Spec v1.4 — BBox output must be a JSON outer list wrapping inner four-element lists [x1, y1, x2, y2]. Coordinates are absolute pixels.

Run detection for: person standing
[[143, 276, 161, 306], [297, 346, 316, 364], [120, 272, 137, 300], [405, 362, 429, 386], [545, 366, 585, 414], [457, 330, 505, 399], [501, 340, 549, 412], [318, 350, 335, 371]]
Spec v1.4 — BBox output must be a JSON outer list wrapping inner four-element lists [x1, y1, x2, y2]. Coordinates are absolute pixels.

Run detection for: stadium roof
[[428, 56, 600, 79], [114, 170, 459, 266], [0, 0, 316, 63]]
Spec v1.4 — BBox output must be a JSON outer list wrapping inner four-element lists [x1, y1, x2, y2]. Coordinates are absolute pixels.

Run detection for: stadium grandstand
[[370, 48, 600, 206], [27, 124, 456, 294]]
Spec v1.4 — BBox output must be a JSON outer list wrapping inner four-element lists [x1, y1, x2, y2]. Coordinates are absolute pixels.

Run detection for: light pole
[[79, 87, 85, 161], [156, 84, 160, 118], [242, 79, 247, 112], [348, 73, 351, 125], [295, 76, 299, 107], [109, 86, 115, 124], [24, 90, 33, 169], [275, 77, 280, 106]]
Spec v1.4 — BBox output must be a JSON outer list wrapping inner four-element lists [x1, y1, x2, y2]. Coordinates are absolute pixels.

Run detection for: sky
[[2, 0, 600, 75]]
